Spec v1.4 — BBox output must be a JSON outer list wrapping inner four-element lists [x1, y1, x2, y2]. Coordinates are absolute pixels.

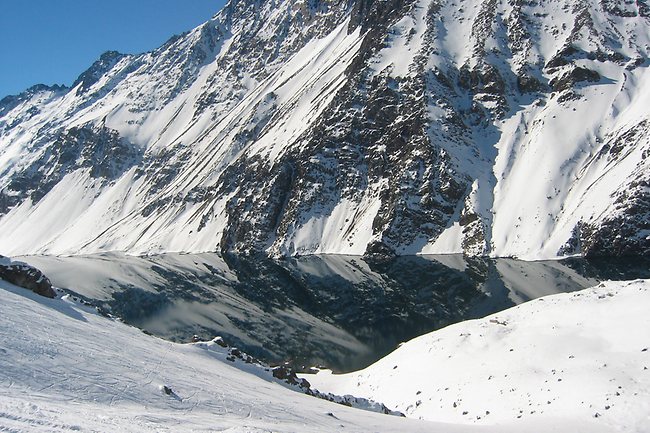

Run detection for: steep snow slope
[[0, 274, 613, 433], [0, 0, 649, 259], [306, 279, 650, 431]]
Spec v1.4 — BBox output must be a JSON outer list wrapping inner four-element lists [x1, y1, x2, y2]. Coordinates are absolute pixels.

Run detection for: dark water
[[20, 253, 650, 373]]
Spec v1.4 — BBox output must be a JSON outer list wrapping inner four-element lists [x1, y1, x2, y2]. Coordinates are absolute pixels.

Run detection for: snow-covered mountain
[[1, 0, 649, 259]]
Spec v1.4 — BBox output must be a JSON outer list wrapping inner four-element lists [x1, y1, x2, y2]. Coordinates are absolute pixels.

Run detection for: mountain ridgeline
[[0, 0, 648, 259]]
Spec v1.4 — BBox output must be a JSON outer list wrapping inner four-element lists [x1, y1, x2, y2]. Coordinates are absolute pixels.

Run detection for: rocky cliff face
[[0, 0, 648, 259]]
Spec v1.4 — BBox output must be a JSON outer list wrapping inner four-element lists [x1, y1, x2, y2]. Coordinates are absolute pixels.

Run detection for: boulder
[[0, 256, 56, 298]]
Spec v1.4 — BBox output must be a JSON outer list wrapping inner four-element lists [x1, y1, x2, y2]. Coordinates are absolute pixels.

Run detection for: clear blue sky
[[0, 0, 227, 98]]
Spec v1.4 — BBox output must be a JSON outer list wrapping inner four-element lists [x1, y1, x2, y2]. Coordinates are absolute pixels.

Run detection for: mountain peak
[[72, 50, 128, 94]]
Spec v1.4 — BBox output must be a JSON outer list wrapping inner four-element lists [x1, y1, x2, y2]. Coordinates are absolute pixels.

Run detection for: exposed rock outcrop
[[0, 256, 56, 298]]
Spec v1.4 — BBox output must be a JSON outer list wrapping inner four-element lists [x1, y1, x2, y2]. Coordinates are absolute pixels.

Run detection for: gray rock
[[0, 256, 56, 298]]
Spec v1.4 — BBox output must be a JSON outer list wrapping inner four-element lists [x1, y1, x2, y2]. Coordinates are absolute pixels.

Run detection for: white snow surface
[[3, 275, 648, 432], [0, 278, 439, 433], [306, 279, 650, 432], [1, 276, 621, 433]]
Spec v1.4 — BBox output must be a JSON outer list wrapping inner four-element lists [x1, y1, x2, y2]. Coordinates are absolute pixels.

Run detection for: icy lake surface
[[19, 253, 650, 372]]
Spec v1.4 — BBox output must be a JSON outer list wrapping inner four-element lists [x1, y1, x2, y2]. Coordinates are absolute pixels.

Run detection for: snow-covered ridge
[[0, 0, 649, 259], [306, 279, 650, 431]]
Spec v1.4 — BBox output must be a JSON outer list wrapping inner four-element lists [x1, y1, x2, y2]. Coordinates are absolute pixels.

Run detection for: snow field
[[306, 279, 650, 432], [0, 278, 452, 433]]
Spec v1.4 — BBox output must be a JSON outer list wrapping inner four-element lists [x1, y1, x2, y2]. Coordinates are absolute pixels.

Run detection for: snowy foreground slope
[[0, 279, 439, 433], [2, 276, 648, 432], [1, 0, 649, 259], [307, 279, 650, 432]]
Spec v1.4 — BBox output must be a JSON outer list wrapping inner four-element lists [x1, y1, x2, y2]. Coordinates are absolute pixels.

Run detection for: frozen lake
[[19, 253, 650, 372]]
